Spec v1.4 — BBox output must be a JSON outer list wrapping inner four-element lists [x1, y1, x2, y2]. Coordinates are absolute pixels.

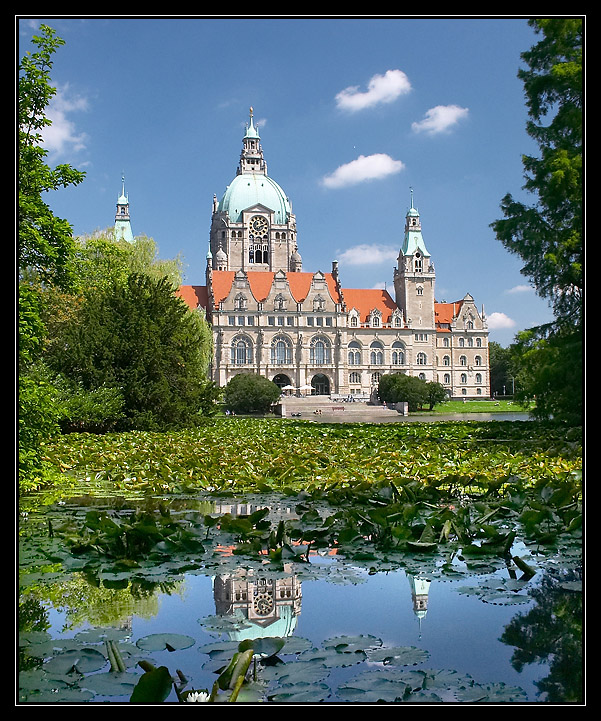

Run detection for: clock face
[[250, 216, 268, 235]]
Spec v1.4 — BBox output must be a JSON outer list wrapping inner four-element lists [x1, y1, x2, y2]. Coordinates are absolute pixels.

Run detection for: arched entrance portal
[[272, 373, 292, 390], [311, 374, 330, 395]]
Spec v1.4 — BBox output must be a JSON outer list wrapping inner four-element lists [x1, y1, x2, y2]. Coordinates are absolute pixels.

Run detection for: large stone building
[[176, 108, 490, 399]]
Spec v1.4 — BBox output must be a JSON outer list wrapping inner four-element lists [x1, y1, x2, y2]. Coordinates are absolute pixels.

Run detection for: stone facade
[[178, 109, 490, 399]]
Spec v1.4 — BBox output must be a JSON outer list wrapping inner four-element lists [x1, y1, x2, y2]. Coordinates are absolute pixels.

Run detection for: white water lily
[[185, 691, 210, 703]]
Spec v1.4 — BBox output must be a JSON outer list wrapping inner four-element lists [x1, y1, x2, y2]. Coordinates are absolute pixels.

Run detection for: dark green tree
[[489, 341, 514, 396], [378, 374, 429, 412], [424, 381, 448, 411], [223, 374, 281, 415], [48, 273, 217, 430], [491, 19, 582, 422]]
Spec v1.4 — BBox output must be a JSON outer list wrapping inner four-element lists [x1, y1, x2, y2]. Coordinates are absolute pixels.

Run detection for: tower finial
[[410, 186, 414, 209]]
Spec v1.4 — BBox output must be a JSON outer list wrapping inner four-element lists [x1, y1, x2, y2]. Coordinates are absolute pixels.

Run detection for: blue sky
[[18, 16, 556, 347]]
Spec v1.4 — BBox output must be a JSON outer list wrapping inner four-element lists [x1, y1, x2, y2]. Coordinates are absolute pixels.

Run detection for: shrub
[[223, 374, 281, 415]]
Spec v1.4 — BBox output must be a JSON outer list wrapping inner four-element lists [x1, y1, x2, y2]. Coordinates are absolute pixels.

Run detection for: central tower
[[209, 108, 301, 272], [393, 191, 436, 329]]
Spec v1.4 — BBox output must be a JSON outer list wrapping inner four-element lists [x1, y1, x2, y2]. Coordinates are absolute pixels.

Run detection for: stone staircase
[[277, 396, 405, 419]]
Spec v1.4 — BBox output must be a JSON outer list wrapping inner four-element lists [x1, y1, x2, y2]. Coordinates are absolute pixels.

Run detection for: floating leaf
[[135, 633, 195, 653]]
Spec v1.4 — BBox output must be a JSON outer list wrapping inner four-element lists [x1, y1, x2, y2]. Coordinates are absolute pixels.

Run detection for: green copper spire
[[114, 174, 134, 243], [400, 188, 430, 257], [245, 106, 260, 139]]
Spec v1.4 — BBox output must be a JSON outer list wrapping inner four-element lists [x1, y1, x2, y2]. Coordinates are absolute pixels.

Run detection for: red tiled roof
[[177, 285, 209, 310], [434, 300, 464, 331], [209, 270, 342, 305], [341, 288, 398, 323]]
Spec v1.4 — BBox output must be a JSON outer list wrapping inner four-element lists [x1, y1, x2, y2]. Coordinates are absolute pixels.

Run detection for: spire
[[238, 106, 267, 175], [245, 106, 260, 139], [400, 188, 429, 257], [114, 174, 134, 243]]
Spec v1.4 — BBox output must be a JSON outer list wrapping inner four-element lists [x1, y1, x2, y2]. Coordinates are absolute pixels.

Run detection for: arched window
[[461, 373, 467, 384], [476, 373, 482, 384], [443, 373, 451, 384], [310, 336, 331, 365], [460, 355, 467, 366], [231, 336, 253, 365], [371, 372, 382, 385], [443, 355, 450, 366], [348, 340, 361, 365], [476, 337, 482, 347], [349, 371, 361, 384], [392, 341, 405, 365], [370, 340, 383, 365], [443, 337, 450, 347], [271, 336, 292, 365], [416, 352, 427, 365], [234, 293, 247, 310], [459, 337, 465, 347], [475, 355, 482, 366]]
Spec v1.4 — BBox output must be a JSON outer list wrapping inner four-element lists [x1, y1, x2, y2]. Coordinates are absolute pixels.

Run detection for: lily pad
[[135, 633, 195, 652], [337, 669, 411, 702], [366, 645, 430, 666], [44, 647, 107, 675], [81, 671, 140, 696], [269, 681, 331, 703]]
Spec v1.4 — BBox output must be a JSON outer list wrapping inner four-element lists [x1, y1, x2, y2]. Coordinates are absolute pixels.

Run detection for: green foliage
[[54, 380, 126, 434], [509, 323, 582, 425], [491, 19, 582, 423], [223, 373, 282, 415], [46, 273, 215, 430], [378, 373, 446, 411], [18, 376, 60, 491], [492, 19, 582, 321], [18, 24, 85, 289], [18, 25, 85, 490]]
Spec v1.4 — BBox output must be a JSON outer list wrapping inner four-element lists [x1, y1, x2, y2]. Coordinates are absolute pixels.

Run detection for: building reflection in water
[[408, 574, 431, 637], [209, 502, 433, 642], [213, 567, 302, 641]]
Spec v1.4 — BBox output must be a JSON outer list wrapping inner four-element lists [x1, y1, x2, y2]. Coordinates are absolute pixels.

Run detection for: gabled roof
[[341, 288, 398, 323], [177, 285, 209, 309], [210, 270, 342, 305], [434, 300, 464, 330]]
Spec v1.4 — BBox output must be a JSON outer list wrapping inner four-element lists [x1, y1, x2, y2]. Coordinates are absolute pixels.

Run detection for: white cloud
[[506, 284, 534, 294], [41, 83, 89, 158], [337, 244, 398, 266], [335, 69, 411, 112], [411, 104, 469, 135], [322, 153, 404, 189], [487, 312, 516, 329]]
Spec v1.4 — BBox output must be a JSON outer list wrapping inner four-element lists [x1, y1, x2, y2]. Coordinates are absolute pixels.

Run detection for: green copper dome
[[218, 173, 292, 224]]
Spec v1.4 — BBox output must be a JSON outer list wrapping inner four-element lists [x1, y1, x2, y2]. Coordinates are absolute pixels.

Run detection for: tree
[[424, 381, 447, 411], [18, 25, 85, 488], [47, 274, 217, 430], [378, 374, 427, 412], [223, 374, 281, 415], [489, 341, 514, 396], [19, 25, 85, 288], [491, 19, 582, 423]]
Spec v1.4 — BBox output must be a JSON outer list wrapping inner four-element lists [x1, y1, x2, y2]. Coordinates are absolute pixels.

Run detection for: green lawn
[[416, 399, 529, 414]]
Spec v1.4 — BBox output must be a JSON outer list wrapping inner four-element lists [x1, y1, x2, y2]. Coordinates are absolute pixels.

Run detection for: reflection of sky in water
[[66, 562, 549, 702]]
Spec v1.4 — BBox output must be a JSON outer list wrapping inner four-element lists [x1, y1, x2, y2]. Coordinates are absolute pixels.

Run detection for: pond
[[18, 490, 582, 704]]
